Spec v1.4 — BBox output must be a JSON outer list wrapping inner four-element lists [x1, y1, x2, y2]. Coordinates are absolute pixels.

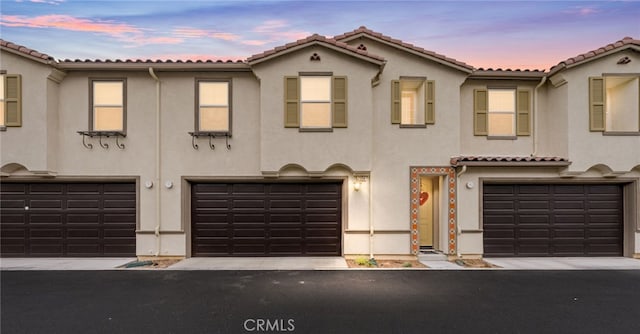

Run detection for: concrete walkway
[[0, 258, 136, 270], [168, 257, 349, 270], [484, 257, 640, 270], [2, 256, 639, 271]]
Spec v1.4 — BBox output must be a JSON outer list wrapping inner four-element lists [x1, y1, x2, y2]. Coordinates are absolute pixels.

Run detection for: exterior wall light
[[353, 176, 368, 191]]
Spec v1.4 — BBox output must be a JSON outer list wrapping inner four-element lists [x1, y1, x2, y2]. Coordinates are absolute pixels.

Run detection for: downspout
[[369, 174, 374, 260], [455, 165, 467, 258], [532, 76, 547, 157], [148, 67, 161, 256]]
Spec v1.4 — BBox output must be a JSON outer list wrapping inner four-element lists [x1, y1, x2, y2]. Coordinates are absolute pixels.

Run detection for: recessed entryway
[[190, 181, 342, 257]]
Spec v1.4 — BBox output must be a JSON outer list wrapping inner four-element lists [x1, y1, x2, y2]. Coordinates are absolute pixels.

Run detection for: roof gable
[[549, 37, 640, 75], [334, 26, 473, 73], [247, 33, 385, 66]]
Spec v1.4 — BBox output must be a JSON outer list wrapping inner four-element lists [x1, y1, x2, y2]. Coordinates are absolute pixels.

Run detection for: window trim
[[299, 73, 333, 132], [487, 87, 517, 137], [0, 70, 6, 131], [194, 78, 232, 136], [89, 78, 127, 135], [602, 73, 640, 134]]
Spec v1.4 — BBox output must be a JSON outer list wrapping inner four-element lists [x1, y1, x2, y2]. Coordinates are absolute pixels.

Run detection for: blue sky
[[1, 0, 639, 70]]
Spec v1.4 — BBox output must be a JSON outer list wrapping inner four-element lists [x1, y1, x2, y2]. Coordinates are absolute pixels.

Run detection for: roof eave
[[247, 40, 385, 67], [1, 46, 56, 66], [57, 62, 251, 71], [549, 44, 640, 76], [468, 71, 546, 81], [336, 32, 473, 74], [451, 161, 571, 167]]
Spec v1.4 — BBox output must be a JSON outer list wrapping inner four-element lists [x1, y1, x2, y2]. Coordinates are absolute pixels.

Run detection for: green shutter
[[425, 80, 435, 124], [589, 77, 605, 131], [391, 80, 401, 124], [332, 76, 347, 128], [516, 89, 531, 136], [284, 76, 299, 128], [5, 74, 22, 127], [473, 88, 488, 135]]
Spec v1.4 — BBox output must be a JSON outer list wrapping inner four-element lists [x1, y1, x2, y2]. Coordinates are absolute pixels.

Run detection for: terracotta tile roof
[[0, 39, 55, 63], [470, 68, 546, 80], [246, 33, 385, 64], [59, 58, 246, 64], [450, 156, 570, 166], [333, 26, 473, 72], [549, 37, 640, 75]]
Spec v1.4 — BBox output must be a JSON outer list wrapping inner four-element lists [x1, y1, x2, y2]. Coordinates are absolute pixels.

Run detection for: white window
[[92, 80, 125, 132], [605, 76, 639, 132], [198, 80, 230, 133], [401, 79, 425, 125], [300, 76, 331, 129], [488, 89, 516, 136]]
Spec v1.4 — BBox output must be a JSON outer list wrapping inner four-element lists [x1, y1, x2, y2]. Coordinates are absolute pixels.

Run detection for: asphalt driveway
[[2, 270, 639, 334]]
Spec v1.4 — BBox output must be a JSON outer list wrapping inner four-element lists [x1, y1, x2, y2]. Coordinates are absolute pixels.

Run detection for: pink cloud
[[251, 20, 310, 43], [564, 6, 599, 16], [241, 40, 269, 46], [1, 14, 184, 46], [173, 27, 240, 41], [1, 14, 140, 35], [29, 0, 66, 4]]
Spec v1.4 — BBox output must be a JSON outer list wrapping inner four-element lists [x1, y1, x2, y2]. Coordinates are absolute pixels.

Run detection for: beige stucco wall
[[343, 38, 467, 254], [0, 51, 58, 173], [549, 50, 640, 172]]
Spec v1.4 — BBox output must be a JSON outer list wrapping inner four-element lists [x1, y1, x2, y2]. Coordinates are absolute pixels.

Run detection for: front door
[[418, 176, 439, 249]]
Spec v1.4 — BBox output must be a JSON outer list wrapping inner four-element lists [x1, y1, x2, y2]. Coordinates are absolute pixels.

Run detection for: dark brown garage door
[[0, 182, 136, 257], [483, 184, 623, 257], [191, 182, 342, 256]]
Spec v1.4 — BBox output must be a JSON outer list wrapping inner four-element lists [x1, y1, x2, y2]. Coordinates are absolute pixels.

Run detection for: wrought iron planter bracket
[[188, 132, 232, 150], [77, 131, 126, 150]]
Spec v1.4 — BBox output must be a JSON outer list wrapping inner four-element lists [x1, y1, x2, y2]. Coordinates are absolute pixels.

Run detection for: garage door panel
[[483, 200, 515, 210], [484, 184, 623, 257], [29, 184, 64, 194], [1, 198, 27, 209], [192, 182, 342, 257], [0, 182, 136, 257]]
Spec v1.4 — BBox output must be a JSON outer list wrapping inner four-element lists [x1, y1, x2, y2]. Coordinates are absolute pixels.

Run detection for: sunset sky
[[1, 0, 638, 70]]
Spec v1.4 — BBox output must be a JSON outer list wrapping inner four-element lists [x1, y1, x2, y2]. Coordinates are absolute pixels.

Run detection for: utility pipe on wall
[[368, 174, 374, 259], [148, 67, 162, 256], [532, 76, 547, 157]]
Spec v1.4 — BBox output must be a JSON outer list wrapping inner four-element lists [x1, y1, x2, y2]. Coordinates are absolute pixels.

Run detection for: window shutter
[[516, 89, 531, 136], [473, 88, 488, 135], [391, 80, 401, 124], [284, 76, 299, 128], [425, 80, 435, 124], [5, 74, 22, 127], [589, 77, 605, 131], [332, 76, 347, 128]]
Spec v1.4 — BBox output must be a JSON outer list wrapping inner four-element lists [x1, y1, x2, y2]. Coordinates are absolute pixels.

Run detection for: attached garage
[[191, 182, 342, 256], [0, 182, 137, 257], [483, 183, 624, 257]]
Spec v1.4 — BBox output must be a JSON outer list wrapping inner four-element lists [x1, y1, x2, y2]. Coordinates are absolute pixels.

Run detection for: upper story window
[[91, 79, 126, 133], [196, 79, 231, 134], [284, 74, 347, 131], [488, 89, 516, 136], [589, 75, 639, 133], [300, 76, 331, 129], [0, 73, 22, 128], [474, 87, 530, 138], [391, 78, 435, 127]]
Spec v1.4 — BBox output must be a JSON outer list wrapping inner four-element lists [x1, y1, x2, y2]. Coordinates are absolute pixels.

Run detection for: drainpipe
[[455, 165, 467, 258], [369, 173, 374, 259], [148, 67, 162, 257], [532, 76, 547, 157]]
